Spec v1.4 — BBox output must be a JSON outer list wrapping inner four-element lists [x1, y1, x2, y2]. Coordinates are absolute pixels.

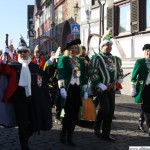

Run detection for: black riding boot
[[60, 119, 67, 144], [138, 119, 145, 132], [138, 111, 145, 132], [67, 124, 76, 146], [19, 131, 30, 150], [145, 113, 150, 136], [138, 105, 145, 132]]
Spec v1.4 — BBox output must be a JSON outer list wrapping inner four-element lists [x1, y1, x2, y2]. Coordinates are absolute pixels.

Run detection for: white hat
[[17, 34, 29, 51], [100, 29, 113, 48], [100, 40, 113, 48]]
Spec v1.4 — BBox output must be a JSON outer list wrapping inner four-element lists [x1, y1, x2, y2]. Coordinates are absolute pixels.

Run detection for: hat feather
[[100, 29, 113, 48]]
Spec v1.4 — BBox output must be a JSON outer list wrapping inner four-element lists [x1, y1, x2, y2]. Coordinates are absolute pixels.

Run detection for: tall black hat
[[64, 34, 81, 51], [17, 35, 29, 51]]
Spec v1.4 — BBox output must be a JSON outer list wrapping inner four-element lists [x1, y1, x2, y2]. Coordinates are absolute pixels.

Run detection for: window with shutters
[[107, 2, 131, 36], [131, 0, 139, 33], [146, 0, 150, 28], [107, 7, 113, 32], [92, 0, 98, 6], [119, 3, 130, 33], [107, 0, 150, 37]]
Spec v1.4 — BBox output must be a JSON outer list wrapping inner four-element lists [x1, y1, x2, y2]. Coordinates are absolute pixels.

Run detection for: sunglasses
[[18, 50, 29, 54]]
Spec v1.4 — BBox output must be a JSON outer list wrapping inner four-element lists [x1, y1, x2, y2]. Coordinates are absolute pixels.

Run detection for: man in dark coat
[[1, 35, 52, 150]]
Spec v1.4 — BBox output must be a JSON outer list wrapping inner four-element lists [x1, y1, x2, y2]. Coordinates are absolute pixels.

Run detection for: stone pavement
[[0, 94, 150, 150]]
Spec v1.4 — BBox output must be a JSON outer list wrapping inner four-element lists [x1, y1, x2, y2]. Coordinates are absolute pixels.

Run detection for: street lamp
[[51, 22, 55, 38], [51, 22, 55, 50], [74, 3, 80, 22], [85, 6, 91, 31], [98, 0, 106, 45], [28, 18, 35, 37], [85, 6, 91, 52], [28, 18, 35, 52]]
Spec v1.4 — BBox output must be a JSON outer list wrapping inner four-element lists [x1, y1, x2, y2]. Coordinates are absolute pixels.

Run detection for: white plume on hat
[[54, 47, 62, 58], [9, 39, 13, 46], [34, 45, 39, 52], [100, 29, 113, 48], [18, 34, 29, 51]]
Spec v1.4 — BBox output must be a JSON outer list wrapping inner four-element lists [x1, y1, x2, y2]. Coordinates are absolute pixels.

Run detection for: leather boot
[[144, 113, 150, 136], [60, 129, 67, 144], [138, 117, 145, 132], [138, 107, 145, 132], [148, 128, 150, 136], [60, 119, 67, 144], [138, 122, 144, 132], [19, 128, 30, 150], [94, 130, 101, 138], [21, 146, 30, 150], [67, 125, 76, 146]]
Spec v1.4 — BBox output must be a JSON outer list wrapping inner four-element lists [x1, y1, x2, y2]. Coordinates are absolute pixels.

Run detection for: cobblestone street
[[0, 94, 150, 150]]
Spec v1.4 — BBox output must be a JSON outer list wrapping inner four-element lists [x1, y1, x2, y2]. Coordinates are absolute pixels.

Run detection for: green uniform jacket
[[57, 56, 88, 91], [88, 51, 123, 87], [131, 58, 149, 103]]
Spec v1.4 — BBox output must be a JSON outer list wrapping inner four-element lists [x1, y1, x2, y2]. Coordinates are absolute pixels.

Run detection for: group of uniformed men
[[0, 32, 150, 150]]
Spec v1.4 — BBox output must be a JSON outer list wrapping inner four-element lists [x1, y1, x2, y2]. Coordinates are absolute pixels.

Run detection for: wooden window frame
[[107, 0, 148, 38], [92, 0, 99, 6]]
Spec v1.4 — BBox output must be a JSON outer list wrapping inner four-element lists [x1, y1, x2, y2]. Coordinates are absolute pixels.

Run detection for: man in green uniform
[[88, 32, 123, 142]]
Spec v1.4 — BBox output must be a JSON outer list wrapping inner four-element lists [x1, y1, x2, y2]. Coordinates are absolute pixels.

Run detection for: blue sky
[[0, 0, 34, 50]]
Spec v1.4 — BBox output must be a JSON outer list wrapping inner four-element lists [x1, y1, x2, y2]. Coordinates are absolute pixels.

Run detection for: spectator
[[31, 45, 46, 70], [80, 46, 90, 64]]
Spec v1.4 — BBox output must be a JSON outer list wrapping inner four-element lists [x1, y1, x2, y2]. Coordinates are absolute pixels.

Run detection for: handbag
[[81, 97, 96, 121]]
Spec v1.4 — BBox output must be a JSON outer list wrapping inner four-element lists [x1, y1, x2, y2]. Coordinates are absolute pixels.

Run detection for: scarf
[[18, 57, 31, 97]]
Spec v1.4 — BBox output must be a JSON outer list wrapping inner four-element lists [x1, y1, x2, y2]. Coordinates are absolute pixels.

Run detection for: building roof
[[36, 0, 42, 10]]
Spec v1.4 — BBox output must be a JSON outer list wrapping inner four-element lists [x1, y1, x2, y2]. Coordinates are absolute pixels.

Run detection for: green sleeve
[[57, 56, 69, 80], [115, 56, 124, 79], [131, 60, 141, 82], [88, 55, 101, 86], [79, 57, 88, 85]]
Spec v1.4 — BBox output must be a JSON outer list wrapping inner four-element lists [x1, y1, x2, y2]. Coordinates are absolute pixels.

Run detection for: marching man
[[88, 30, 123, 142]]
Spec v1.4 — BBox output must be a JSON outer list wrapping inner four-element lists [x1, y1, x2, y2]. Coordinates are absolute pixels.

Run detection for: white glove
[[131, 87, 136, 97], [84, 92, 88, 100], [98, 83, 107, 91], [60, 88, 67, 99], [117, 78, 123, 83]]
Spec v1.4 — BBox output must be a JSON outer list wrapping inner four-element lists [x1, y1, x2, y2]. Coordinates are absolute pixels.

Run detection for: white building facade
[[80, 0, 150, 95]]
